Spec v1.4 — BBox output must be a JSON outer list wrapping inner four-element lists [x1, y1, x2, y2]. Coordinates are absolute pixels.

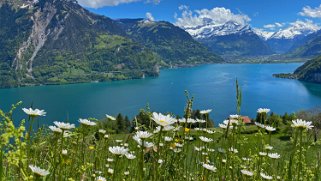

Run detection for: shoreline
[[0, 61, 306, 90]]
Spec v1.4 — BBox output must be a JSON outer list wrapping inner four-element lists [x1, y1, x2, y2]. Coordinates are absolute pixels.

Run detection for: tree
[[133, 109, 154, 130], [116, 113, 125, 134]]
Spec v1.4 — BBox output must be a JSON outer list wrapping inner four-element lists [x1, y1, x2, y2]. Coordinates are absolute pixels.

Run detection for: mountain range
[[181, 19, 321, 58], [2, 0, 321, 87], [183, 21, 273, 56], [0, 0, 222, 88]]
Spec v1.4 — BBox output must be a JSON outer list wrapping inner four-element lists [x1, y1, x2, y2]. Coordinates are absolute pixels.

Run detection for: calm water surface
[[1, 63, 321, 125]]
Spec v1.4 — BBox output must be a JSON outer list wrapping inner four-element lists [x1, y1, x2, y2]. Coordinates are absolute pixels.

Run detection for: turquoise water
[[1, 63, 321, 125]]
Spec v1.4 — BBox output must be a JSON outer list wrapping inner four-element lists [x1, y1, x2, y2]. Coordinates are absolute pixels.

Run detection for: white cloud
[[275, 22, 284, 27], [175, 6, 251, 28], [77, 0, 160, 8], [146, 12, 154, 21], [299, 4, 321, 18], [289, 19, 320, 31], [263, 24, 276, 29], [263, 22, 284, 30]]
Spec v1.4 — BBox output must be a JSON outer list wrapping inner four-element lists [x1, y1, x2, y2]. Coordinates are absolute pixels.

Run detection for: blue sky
[[78, 0, 321, 32]]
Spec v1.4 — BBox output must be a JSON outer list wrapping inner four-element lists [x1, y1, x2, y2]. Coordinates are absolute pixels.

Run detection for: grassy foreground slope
[[0, 98, 320, 180]]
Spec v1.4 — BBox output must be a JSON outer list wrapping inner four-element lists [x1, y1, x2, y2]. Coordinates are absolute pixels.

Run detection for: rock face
[[0, 0, 222, 88], [293, 56, 321, 83]]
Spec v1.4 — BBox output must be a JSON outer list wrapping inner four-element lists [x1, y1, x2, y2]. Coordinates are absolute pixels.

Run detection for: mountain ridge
[[0, 0, 222, 88], [182, 21, 274, 56]]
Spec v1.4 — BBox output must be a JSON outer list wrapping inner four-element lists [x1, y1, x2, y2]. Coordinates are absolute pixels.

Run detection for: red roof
[[242, 116, 251, 124]]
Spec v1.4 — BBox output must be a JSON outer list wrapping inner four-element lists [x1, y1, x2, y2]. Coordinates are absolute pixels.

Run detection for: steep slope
[[293, 56, 321, 83], [117, 19, 223, 65], [289, 30, 321, 57], [183, 21, 273, 56], [0, 0, 162, 88], [267, 38, 304, 54], [267, 27, 319, 54]]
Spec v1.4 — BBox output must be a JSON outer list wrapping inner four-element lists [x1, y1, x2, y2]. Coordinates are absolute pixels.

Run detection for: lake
[[1, 63, 321, 126]]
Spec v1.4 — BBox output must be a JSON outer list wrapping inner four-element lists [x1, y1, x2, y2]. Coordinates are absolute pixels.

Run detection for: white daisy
[[260, 172, 273, 180], [268, 153, 281, 159], [135, 131, 153, 139], [143, 141, 154, 148], [108, 168, 114, 174], [264, 145, 273, 150], [241, 169, 253, 176], [199, 136, 213, 143], [265, 126, 276, 132], [108, 146, 128, 156], [53, 121, 75, 130], [229, 147, 238, 154], [187, 118, 197, 124], [98, 129, 106, 134], [96, 176, 106, 181], [202, 152, 208, 155], [205, 129, 215, 134], [218, 148, 225, 153], [79, 118, 96, 126], [200, 109, 212, 114], [255, 122, 265, 129], [242, 157, 251, 161], [202, 163, 216, 172], [106, 114, 116, 121], [151, 112, 176, 127], [291, 119, 314, 130], [194, 146, 202, 152], [22, 108, 46, 117], [172, 148, 182, 153], [125, 153, 136, 160], [259, 152, 267, 156], [219, 123, 230, 129], [224, 119, 239, 125], [197, 119, 206, 123], [164, 136, 173, 142], [229, 114, 240, 119], [257, 108, 271, 114], [207, 148, 215, 152], [49, 126, 62, 133], [62, 149, 68, 155], [174, 143, 184, 147], [29, 165, 49, 177]]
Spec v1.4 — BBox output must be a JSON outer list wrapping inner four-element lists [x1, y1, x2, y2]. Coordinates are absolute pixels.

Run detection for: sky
[[78, 0, 321, 33]]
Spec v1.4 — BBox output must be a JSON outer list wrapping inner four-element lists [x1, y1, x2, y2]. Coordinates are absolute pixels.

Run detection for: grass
[[0, 102, 320, 181], [0, 81, 321, 181], [0, 83, 320, 180]]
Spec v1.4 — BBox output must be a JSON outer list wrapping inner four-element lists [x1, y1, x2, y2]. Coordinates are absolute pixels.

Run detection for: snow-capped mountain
[[181, 21, 273, 56], [268, 27, 319, 39], [263, 21, 320, 53], [253, 29, 274, 40], [184, 21, 252, 39]]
